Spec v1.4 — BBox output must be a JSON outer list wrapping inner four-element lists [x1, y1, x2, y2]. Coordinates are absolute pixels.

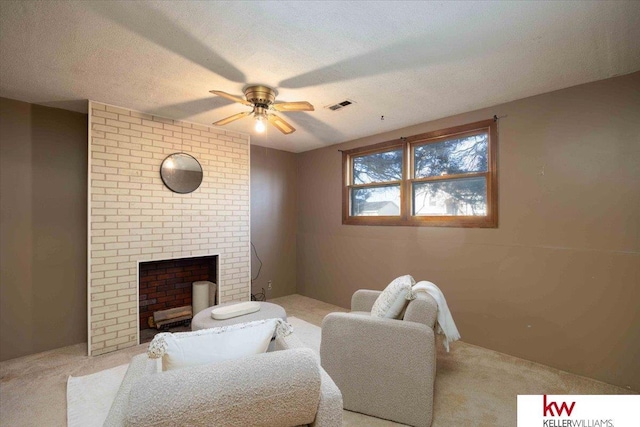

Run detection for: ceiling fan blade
[[209, 90, 253, 106], [213, 111, 251, 126], [271, 101, 314, 112], [268, 114, 296, 134]]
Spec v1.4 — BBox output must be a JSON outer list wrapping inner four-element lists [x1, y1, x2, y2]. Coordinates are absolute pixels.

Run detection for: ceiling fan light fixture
[[254, 105, 268, 133], [210, 85, 313, 135], [254, 115, 266, 133]]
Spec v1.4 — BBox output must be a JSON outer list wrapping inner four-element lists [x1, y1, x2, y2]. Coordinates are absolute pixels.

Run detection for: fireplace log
[[153, 306, 193, 329]]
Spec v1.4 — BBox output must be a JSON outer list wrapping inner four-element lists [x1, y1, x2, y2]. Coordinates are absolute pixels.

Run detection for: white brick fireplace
[[88, 101, 251, 356]]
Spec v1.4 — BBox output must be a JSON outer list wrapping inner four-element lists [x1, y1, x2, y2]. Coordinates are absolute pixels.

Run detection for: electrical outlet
[[267, 280, 273, 291]]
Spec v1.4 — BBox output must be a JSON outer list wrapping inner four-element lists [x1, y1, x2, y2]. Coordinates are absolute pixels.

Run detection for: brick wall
[[139, 256, 216, 330], [88, 102, 250, 356]]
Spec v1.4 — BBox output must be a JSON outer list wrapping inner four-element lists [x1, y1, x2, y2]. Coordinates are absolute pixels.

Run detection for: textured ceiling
[[1, 1, 639, 153]]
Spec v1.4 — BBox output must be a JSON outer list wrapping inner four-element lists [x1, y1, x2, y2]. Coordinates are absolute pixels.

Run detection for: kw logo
[[543, 395, 576, 417]]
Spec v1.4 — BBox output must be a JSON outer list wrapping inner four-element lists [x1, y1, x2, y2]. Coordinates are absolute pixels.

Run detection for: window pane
[[353, 149, 402, 184], [351, 186, 400, 216], [413, 177, 487, 216], [414, 133, 487, 178]]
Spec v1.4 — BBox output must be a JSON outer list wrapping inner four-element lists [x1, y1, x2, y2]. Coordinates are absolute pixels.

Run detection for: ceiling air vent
[[325, 99, 355, 111]]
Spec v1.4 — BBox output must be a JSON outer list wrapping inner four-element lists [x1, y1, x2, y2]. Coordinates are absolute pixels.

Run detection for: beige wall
[[0, 97, 87, 361], [1, 70, 637, 390], [250, 145, 297, 299], [88, 102, 251, 355], [296, 72, 640, 390]]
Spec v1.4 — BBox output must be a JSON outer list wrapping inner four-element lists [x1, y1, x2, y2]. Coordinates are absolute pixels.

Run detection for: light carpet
[[66, 316, 320, 427], [3, 294, 629, 427]]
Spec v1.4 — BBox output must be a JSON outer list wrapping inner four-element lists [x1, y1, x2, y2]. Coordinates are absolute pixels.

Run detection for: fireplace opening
[[138, 255, 218, 343]]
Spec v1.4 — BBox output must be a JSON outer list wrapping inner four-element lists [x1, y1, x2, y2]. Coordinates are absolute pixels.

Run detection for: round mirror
[[160, 153, 203, 194]]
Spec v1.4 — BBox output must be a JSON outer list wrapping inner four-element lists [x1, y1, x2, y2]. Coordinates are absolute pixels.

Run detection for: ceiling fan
[[209, 85, 314, 135]]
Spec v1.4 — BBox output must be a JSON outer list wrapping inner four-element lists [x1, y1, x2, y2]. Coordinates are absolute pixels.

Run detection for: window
[[343, 119, 497, 227]]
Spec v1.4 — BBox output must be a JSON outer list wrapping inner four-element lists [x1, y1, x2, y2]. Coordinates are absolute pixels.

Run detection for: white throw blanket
[[412, 281, 461, 352]]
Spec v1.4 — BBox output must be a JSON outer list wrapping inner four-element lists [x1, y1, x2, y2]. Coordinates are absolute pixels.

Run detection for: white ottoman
[[191, 301, 287, 330]]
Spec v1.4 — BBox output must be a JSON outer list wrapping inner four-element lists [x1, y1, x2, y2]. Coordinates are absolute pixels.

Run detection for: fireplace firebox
[[138, 255, 218, 336]]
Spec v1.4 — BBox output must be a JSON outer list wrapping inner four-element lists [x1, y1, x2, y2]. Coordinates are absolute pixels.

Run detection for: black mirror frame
[[160, 153, 203, 194]]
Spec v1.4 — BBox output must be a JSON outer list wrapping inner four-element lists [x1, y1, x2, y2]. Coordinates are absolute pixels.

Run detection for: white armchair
[[104, 332, 343, 427], [320, 289, 438, 427]]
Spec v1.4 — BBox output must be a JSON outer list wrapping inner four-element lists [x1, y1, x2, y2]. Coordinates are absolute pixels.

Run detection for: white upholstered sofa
[[104, 332, 343, 427]]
